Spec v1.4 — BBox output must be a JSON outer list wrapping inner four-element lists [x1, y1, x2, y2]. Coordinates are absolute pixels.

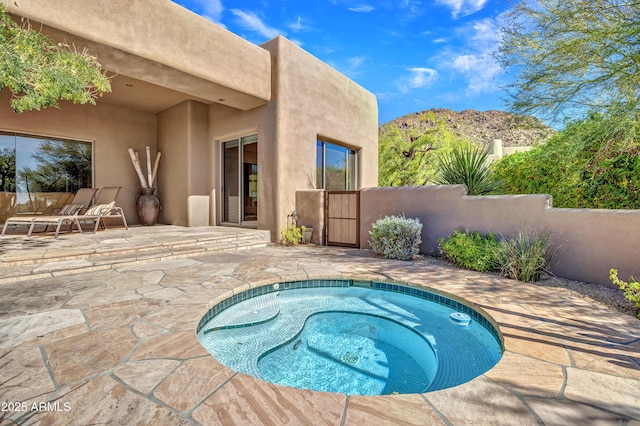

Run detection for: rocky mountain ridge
[[381, 108, 554, 148]]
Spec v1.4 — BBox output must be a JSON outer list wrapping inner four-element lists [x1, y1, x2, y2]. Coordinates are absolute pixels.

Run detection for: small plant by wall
[[281, 210, 303, 246], [434, 143, 500, 195], [610, 269, 640, 318], [281, 224, 303, 245], [438, 230, 500, 272], [437, 228, 553, 282], [494, 229, 552, 282], [369, 215, 422, 261]]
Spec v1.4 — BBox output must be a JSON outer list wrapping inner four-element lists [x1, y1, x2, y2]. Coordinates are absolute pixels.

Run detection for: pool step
[[0, 228, 271, 284]]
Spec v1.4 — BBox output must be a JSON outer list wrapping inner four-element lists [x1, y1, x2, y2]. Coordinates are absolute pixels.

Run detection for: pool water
[[259, 311, 436, 394], [197, 280, 502, 396]]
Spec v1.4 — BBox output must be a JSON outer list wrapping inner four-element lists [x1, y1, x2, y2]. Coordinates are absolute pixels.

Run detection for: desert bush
[[438, 230, 500, 272], [434, 143, 500, 195], [369, 215, 422, 260], [610, 269, 640, 319], [494, 229, 552, 282], [280, 224, 302, 246]]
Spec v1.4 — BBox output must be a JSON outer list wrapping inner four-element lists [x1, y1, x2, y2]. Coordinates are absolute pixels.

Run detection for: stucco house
[[0, 0, 378, 241]]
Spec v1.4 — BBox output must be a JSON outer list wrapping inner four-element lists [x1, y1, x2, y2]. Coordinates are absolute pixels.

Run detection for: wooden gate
[[325, 191, 360, 247]]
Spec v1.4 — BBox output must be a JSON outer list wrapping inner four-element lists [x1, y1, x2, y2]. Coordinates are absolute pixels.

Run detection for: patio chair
[[1, 188, 98, 237], [80, 186, 128, 233], [26, 187, 128, 238]]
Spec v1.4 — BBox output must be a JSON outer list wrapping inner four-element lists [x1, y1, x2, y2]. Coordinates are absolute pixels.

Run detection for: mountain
[[378, 109, 554, 187], [380, 108, 554, 148]]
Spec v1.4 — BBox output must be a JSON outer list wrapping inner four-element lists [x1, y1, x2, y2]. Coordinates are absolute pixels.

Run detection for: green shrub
[[438, 230, 500, 272], [280, 224, 302, 246], [494, 229, 552, 282], [492, 113, 640, 209], [369, 215, 422, 260], [434, 143, 500, 195], [610, 269, 640, 319]]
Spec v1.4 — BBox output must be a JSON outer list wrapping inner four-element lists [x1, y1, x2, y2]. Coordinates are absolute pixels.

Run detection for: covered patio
[[0, 227, 638, 424]]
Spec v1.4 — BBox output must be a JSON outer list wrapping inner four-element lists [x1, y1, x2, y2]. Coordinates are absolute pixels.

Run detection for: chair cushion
[[58, 203, 85, 215], [85, 202, 115, 216]]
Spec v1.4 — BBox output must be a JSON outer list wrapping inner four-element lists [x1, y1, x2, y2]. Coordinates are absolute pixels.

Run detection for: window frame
[[316, 139, 358, 191]]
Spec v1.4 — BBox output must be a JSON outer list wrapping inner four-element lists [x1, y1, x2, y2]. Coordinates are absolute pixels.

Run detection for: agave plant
[[434, 143, 500, 195]]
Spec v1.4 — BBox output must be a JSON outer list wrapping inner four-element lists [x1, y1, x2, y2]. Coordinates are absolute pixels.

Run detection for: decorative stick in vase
[[150, 152, 162, 188], [146, 146, 153, 189], [128, 148, 148, 188]]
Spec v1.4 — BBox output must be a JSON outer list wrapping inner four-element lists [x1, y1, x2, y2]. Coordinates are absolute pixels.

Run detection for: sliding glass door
[[222, 135, 257, 226]]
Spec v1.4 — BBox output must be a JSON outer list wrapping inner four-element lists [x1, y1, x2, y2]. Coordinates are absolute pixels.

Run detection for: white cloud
[[400, 0, 422, 14], [442, 17, 503, 96], [435, 0, 488, 19], [203, 0, 224, 22], [329, 56, 366, 78], [451, 55, 500, 94], [398, 67, 438, 93], [183, 0, 224, 23], [230, 9, 283, 39], [288, 16, 308, 32], [349, 4, 375, 13]]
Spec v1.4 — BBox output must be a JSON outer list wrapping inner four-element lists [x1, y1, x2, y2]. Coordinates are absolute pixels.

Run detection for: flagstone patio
[[0, 227, 638, 425]]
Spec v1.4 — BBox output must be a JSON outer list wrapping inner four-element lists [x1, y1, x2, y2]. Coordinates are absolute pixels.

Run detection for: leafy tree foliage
[[498, 0, 640, 121], [378, 113, 463, 186], [492, 114, 640, 209], [0, 4, 111, 113]]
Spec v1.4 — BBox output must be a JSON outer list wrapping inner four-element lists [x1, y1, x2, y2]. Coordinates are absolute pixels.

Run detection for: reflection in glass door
[[222, 140, 239, 223], [222, 135, 257, 226]]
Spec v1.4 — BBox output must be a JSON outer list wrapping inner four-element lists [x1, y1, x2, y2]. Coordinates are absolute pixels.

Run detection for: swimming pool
[[197, 279, 502, 396]]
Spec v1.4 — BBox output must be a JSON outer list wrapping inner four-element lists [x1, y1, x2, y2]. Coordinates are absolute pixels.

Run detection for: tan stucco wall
[[157, 100, 210, 226], [261, 37, 378, 241], [295, 190, 325, 245], [2, 0, 271, 110], [359, 185, 640, 287], [0, 89, 156, 225]]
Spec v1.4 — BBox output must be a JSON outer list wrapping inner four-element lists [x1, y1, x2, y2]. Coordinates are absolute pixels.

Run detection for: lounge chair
[[1, 188, 98, 237], [26, 187, 128, 238]]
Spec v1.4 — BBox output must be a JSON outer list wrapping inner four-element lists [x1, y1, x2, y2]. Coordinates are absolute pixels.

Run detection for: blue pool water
[[197, 280, 502, 396]]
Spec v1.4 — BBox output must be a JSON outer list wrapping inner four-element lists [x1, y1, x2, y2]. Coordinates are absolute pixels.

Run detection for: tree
[[497, 0, 640, 121], [492, 113, 640, 209], [0, 4, 111, 113], [378, 113, 463, 186]]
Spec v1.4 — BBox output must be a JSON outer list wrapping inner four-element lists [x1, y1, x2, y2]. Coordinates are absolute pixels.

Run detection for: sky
[[172, 0, 513, 125]]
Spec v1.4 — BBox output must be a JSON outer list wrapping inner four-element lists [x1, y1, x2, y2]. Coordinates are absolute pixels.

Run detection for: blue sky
[[172, 0, 512, 125]]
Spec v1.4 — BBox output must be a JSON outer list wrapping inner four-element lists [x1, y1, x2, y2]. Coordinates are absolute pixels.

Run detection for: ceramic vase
[[136, 187, 160, 225]]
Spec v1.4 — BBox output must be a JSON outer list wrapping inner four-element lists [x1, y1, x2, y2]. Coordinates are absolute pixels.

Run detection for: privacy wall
[[358, 185, 640, 287]]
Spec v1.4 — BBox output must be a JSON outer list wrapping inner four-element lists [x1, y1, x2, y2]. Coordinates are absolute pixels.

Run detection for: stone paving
[[0, 227, 638, 425]]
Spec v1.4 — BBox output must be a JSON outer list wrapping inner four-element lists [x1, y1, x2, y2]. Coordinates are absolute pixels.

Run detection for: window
[[0, 132, 92, 222], [316, 140, 357, 191]]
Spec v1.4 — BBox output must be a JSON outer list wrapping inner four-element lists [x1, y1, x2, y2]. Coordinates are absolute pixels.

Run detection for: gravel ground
[[348, 249, 639, 319]]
